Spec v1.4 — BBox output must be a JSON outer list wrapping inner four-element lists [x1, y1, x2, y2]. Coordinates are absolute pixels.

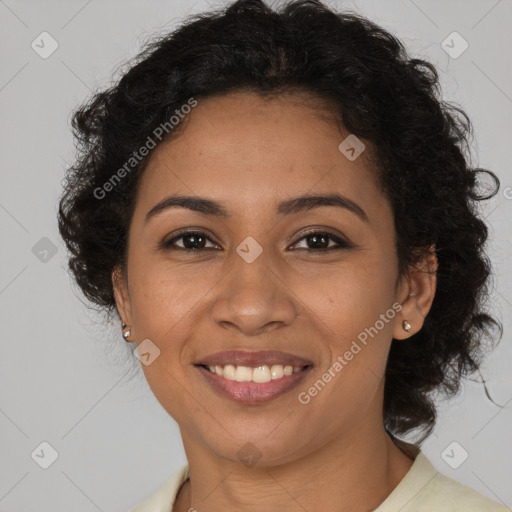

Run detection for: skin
[[113, 92, 438, 512]]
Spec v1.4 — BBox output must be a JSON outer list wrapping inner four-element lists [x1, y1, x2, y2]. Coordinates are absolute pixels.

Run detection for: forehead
[[133, 92, 389, 224]]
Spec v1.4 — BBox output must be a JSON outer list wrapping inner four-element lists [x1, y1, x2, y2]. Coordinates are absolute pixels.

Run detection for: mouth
[[198, 362, 310, 382], [194, 364, 313, 404]]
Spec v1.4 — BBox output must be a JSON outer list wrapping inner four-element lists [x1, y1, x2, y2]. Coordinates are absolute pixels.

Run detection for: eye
[[160, 229, 352, 253], [290, 230, 352, 252], [161, 230, 220, 252]]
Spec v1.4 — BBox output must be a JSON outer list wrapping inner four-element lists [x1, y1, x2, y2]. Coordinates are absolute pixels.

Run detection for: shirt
[[130, 448, 509, 512]]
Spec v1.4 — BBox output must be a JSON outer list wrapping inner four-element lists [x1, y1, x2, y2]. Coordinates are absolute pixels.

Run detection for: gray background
[[0, 0, 511, 510]]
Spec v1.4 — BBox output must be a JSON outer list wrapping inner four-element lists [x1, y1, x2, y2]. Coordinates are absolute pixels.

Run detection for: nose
[[210, 253, 299, 337]]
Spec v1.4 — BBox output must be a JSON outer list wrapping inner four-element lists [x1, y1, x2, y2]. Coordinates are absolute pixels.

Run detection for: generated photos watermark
[[298, 302, 402, 404], [93, 97, 198, 200]]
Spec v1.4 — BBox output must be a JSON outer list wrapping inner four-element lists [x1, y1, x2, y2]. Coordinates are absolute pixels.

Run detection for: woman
[[57, 0, 508, 510]]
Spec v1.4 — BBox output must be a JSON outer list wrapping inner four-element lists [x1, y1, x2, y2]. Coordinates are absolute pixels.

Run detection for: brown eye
[[162, 231, 218, 251], [160, 229, 352, 254], [290, 231, 352, 252]]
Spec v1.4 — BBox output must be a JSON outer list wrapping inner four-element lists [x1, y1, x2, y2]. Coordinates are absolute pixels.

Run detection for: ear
[[393, 245, 438, 340], [112, 265, 135, 337]]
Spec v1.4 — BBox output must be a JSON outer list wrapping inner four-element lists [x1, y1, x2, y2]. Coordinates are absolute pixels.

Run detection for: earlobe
[[393, 246, 438, 340], [112, 266, 134, 330]]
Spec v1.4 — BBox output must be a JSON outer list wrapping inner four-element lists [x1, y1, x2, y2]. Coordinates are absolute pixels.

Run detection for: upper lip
[[195, 350, 313, 367]]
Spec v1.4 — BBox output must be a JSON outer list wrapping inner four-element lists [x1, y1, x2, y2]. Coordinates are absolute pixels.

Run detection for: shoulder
[[130, 464, 190, 512], [417, 470, 509, 511], [376, 448, 509, 512]]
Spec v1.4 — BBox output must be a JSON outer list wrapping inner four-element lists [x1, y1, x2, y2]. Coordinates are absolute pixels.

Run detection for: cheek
[[127, 255, 207, 337], [290, 250, 398, 398], [126, 262, 198, 401], [289, 248, 398, 336]]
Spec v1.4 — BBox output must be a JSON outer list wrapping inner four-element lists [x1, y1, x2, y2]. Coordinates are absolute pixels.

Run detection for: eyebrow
[[144, 193, 369, 224]]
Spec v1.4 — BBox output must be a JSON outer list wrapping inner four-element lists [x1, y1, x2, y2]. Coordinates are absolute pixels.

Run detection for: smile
[[205, 363, 305, 382], [195, 363, 313, 404]]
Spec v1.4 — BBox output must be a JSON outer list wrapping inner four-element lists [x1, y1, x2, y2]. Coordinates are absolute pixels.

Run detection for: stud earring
[[402, 320, 412, 332], [121, 322, 132, 341]]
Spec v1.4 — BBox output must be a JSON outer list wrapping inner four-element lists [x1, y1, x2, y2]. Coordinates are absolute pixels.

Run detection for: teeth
[[253, 365, 271, 383], [205, 364, 305, 382], [235, 365, 253, 382], [223, 364, 236, 381], [270, 365, 284, 379]]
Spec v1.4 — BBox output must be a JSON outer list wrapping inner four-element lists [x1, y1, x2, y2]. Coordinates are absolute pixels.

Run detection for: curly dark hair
[[57, 0, 501, 441]]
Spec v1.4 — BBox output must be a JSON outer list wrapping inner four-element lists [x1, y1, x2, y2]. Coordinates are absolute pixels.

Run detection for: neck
[[174, 420, 414, 512]]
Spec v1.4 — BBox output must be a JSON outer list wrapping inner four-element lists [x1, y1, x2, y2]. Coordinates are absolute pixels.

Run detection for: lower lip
[[195, 365, 313, 404]]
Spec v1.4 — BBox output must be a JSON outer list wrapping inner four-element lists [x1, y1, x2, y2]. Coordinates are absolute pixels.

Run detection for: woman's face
[[114, 92, 413, 465]]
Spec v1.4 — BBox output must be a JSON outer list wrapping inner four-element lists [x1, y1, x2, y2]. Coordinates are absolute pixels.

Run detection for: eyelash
[[160, 229, 353, 254]]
